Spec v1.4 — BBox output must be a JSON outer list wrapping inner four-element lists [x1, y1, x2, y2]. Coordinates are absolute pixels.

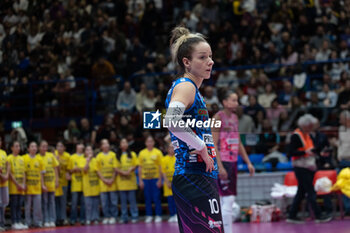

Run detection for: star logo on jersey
[[143, 110, 161, 129]]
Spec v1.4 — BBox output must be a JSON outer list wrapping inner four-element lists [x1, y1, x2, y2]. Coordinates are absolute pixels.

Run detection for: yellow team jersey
[[138, 148, 163, 180], [38, 152, 59, 192], [80, 157, 100, 197], [0, 150, 8, 188], [7, 154, 25, 195], [23, 154, 44, 195], [67, 154, 85, 192], [55, 151, 70, 196], [55, 151, 70, 187], [96, 151, 118, 192], [116, 152, 138, 191], [161, 155, 176, 197]]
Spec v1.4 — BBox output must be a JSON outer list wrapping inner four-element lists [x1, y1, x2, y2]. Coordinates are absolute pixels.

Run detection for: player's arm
[[212, 113, 227, 179], [138, 165, 144, 189], [238, 137, 255, 176], [54, 167, 59, 188], [165, 82, 214, 172], [0, 162, 10, 181]]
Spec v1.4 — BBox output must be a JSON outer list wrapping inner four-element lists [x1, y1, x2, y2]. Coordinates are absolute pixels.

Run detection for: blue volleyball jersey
[[165, 78, 218, 179]]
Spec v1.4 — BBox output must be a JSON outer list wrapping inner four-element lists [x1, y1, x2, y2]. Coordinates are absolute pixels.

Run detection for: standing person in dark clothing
[[287, 114, 332, 224], [310, 118, 334, 216]]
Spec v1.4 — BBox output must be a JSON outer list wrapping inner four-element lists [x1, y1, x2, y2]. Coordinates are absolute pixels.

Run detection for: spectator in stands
[[318, 83, 338, 108], [216, 70, 239, 89], [116, 81, 136, 113], [95, 114, 117, 145], [266, 98, 287, 131], [310, 26, 330, 49], [278, 80, 294, 105], [281, 44, 298, 66], [135, 83, 147, 113], [258, 82, 277, 109], [244, 95, 265, 125], [307, 92, 328, 125], [91, 57, 117, 111], [287, 114, 331, 223], [79, 118, 96, 145], [63, 120, 80, 150], [315, 40, 332, 62], [236, 106, 255, 133], [142, 90, 157, 111], [203, 85, 220, 112], [336, 79, 350, 111], [259, 119, 286, 167]]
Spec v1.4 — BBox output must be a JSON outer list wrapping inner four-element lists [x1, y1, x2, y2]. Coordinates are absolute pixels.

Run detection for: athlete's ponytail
[[170, 26, 207, 72]]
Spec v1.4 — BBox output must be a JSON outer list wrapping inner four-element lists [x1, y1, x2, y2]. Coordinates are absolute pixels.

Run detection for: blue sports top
[[165, 77, 218, 179]]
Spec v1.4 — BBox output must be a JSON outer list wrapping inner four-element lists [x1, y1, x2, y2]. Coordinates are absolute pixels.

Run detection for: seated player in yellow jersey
[[116, 138, 139, 224], [0, 137, 9, 230], [54, 141, 70, 226], [8, 141, 27, 230], [67, 142, 86, 225], [161, 143, 177, 223], [38, 140, 59, 228], [80, 145, 100, 225], [138, 136, 163, 223], [96, 139, 118, 224], [23, 142, 45, 228]]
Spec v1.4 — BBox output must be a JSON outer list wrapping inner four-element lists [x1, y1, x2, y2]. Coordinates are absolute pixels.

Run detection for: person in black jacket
[[310, 118, 334, 216]]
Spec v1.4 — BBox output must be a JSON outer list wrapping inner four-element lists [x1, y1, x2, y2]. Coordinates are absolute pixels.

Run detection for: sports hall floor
[[5, 220, 350, 233]]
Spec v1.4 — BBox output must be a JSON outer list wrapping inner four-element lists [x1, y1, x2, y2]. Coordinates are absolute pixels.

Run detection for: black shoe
[[315, 214, 332, 223], [286, 217, 305, 224]]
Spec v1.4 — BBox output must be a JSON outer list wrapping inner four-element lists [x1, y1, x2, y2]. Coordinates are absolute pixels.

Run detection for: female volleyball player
[[164, 26, 223, 233], [213, 89, 255, 233]]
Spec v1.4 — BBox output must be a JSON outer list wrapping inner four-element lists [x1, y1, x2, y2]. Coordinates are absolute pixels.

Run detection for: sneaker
[[12, 223, 20, 230], [50, 222, 56, 227], [109, 218, 116, 224], [19, 222, 29, 229], [286, 217, 305, 224], [86, 220, 91, 225], [63, 220, 69, 226], [131, 219, 138, 224], [315, 215, 332, 223], [145, 216, 153, 223], [154, 216, 162, 223], [102, 218, 109, 224], [118, 219, 126, 224], [0, 227, 5, 232], [93, 220, 100, 225], [168, 215, 178, 223], [44, 222, 51, 228]]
